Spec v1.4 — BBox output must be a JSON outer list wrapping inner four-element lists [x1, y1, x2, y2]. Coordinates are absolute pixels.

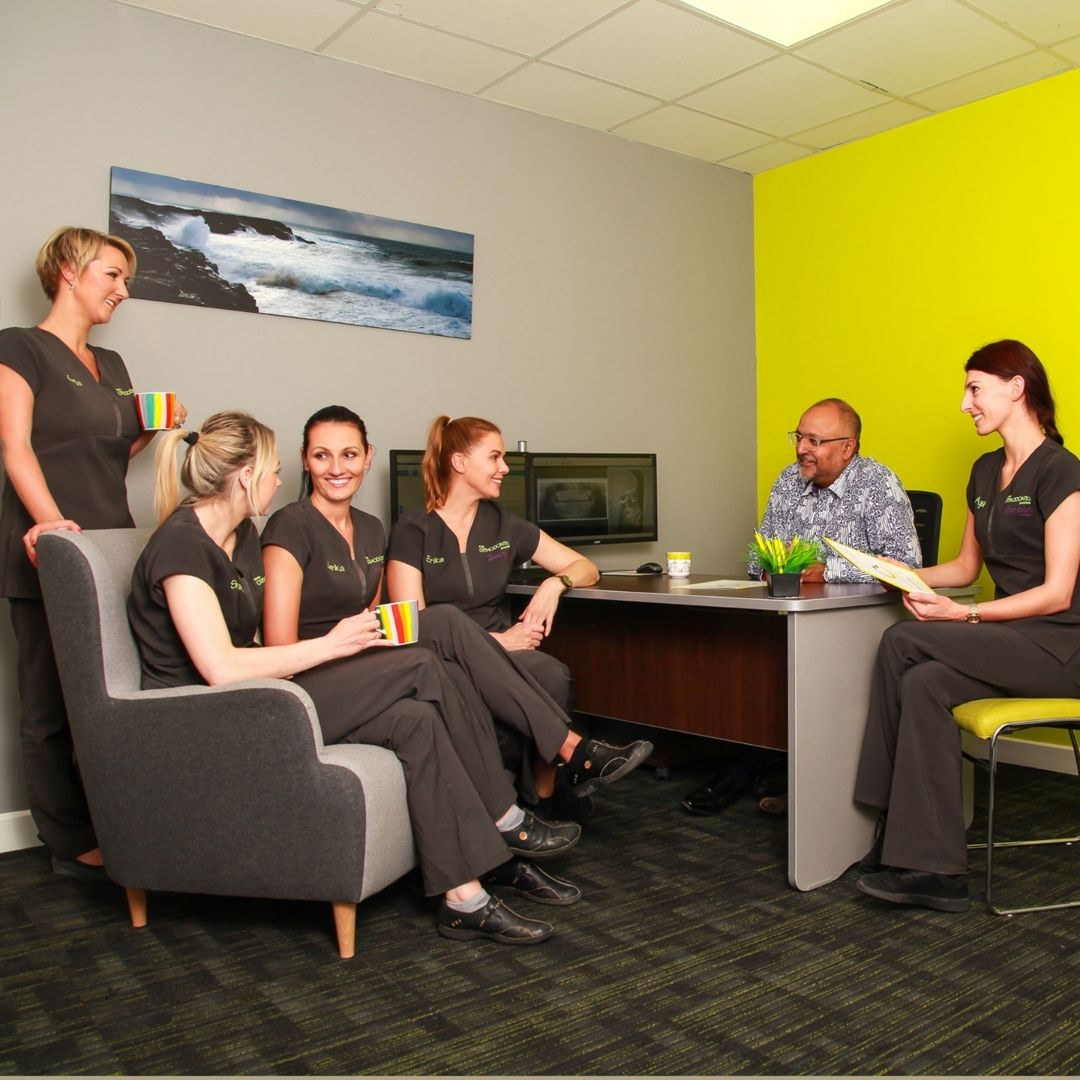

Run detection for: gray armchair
[[36, 528, 416, 958]]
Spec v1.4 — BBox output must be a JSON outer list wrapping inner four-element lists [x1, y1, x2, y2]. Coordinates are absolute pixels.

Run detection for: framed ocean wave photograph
[[108, 167, 474, 339]]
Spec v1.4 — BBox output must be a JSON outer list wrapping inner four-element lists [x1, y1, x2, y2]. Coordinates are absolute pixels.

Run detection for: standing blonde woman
[[128, 411, 564, 944], [0, 226, 185, 878]]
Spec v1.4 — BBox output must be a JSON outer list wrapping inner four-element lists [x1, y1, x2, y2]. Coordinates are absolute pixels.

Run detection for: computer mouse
[[636, 561, 665, 574]]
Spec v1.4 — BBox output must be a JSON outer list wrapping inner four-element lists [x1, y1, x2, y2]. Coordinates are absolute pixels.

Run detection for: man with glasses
[[682, 397, 921, 816]]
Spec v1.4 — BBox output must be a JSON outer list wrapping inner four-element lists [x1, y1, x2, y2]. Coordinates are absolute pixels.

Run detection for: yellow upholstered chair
[[953, 698, 1080, 915]]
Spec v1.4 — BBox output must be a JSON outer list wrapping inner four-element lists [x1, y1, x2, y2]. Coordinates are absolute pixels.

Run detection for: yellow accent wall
[[754, 69, 1080, 566]]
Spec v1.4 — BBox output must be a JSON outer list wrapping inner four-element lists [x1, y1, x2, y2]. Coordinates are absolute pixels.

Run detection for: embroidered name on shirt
[[327, 562, 346, 573], [478, 541, 511, 553], [426, 555, 445, 565], [974, 496, 988, 510], [66, 374, 83, 388], [230, 579, 244, 591]]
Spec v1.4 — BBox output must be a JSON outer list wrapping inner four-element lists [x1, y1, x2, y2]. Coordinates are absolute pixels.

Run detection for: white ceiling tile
[[682, 55, 885, 137], [964, 0, 1080, 46], [326, 12, 525, 92], [793, 99, 929, 148], [718, 140, 815, 173], [543, 0, 777, 101], [117, 0, 362, 50], [481, 64, 660, 131], [909, 51, 1069, 111], [796, 0, 1032, 96], [613, 105, 771, 160], [1052, 35, 1080, 64], [370, 0, 627, 55]]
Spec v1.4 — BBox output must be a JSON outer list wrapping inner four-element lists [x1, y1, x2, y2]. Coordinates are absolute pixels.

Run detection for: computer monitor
[[529, 452, 657, 546], [388, 449, 529, 523]]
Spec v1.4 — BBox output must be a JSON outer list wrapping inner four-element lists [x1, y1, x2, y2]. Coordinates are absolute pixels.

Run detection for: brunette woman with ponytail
[[854, 340, 1080, 913], [128, 411, 575, 946]]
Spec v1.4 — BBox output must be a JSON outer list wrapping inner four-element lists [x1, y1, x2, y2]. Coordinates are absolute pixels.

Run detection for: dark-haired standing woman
[[854, 340, 1080, 912]]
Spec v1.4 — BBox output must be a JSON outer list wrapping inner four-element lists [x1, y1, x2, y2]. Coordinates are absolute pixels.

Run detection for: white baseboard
[[0, 810, 43, 854]]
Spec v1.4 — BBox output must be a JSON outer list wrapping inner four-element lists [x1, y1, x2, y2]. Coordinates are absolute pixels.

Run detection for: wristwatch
[[555, 574, 573, 591], [965, 604, 981, 624]]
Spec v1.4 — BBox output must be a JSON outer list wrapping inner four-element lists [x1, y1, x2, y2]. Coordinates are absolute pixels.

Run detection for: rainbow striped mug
[[135, 391, 177, 430], [375, 599, 419, 645]]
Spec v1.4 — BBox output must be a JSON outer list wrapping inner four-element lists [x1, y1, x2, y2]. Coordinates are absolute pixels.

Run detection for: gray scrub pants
[[854, 619, 1080, 875], [419, 605, 574, 802], [9, 598, 97, 858], [294, 646, 513, 896]]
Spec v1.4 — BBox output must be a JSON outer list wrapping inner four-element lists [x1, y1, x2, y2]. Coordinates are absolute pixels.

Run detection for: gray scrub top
[[260, 497, 386, 640], [0, 326, 139, 598]]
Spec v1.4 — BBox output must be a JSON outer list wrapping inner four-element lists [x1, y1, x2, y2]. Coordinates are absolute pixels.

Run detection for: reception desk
[[508, 575, 973, 891]]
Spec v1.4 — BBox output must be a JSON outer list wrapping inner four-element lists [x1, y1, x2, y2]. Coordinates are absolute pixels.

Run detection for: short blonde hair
[[153, 411, 278, 523], [35, 226, 137, 300]]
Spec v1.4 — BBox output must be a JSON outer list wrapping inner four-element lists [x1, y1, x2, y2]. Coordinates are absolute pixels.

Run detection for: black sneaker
[[437, 896, 554, 944], [499, 810, 581, 859], [482, 857, 581, 906], [856, 867, 969, 913], [567, 738, 653, 798]]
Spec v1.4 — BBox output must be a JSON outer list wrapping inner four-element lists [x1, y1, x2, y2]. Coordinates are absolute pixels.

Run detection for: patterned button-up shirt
[[749, 455, 922, 582]]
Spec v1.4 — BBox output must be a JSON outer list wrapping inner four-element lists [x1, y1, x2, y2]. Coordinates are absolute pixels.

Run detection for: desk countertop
[[506, 573, 916, 612]]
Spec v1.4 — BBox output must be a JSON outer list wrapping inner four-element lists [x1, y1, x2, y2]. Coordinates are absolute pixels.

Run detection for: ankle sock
[[496, 804, 525, 832], [445, 888, 491, 914]]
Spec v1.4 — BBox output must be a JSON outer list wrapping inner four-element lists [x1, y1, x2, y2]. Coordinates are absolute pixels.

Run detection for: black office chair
[[906, 489, 942, 566]]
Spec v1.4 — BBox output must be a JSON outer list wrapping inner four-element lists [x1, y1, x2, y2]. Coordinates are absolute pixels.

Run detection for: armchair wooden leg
[[333, 901, 356, 959], [126, 887, 148, 928]]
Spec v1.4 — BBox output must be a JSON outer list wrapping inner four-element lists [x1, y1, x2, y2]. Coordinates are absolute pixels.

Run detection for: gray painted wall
[[0, 0, 757, 830]]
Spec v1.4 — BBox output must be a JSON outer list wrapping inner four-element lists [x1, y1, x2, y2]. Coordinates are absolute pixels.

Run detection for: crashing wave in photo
[[109, 167, 474, 339]]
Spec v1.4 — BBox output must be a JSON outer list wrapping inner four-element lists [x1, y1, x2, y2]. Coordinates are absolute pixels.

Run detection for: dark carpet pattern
[[1, 758, 1077, 1075]]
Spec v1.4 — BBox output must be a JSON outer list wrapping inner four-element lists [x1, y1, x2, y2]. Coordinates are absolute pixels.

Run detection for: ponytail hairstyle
[[299, 405, 369, 497], [965, 340, 1063, 446], [153, 411, 278, 523], [421, 415, 501, 511]]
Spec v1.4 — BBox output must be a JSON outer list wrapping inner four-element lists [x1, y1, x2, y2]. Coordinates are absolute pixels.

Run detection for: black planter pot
[[766, 572, 801, 598]]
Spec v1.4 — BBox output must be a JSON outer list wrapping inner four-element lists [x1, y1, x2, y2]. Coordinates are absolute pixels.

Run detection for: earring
[[68, 279, 75, 292]]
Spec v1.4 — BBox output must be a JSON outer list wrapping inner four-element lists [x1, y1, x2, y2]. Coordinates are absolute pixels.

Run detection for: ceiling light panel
[[675, 0, 896, 47]]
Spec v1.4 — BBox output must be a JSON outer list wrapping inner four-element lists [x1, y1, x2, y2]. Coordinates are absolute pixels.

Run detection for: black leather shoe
[[483, 857, 581, 906], [437, 896, 554, 945], [681, 770, 749, 815], [50, 854, 110, 882], [566, 738, 653, 797], [856, 867, 969, 912], [856, 811, 887, 874], [500, 810, 581, 859]]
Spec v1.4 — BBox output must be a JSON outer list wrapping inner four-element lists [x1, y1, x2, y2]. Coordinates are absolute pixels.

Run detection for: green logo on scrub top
[[115, 387, 135, 396], [478, 540, 510, 553]]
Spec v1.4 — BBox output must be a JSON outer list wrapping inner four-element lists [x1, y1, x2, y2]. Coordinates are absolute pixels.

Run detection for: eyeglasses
[[788, 431, 854, 449]]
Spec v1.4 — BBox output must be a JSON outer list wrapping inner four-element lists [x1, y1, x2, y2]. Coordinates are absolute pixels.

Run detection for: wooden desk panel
[[540, 599, 788, 748]]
